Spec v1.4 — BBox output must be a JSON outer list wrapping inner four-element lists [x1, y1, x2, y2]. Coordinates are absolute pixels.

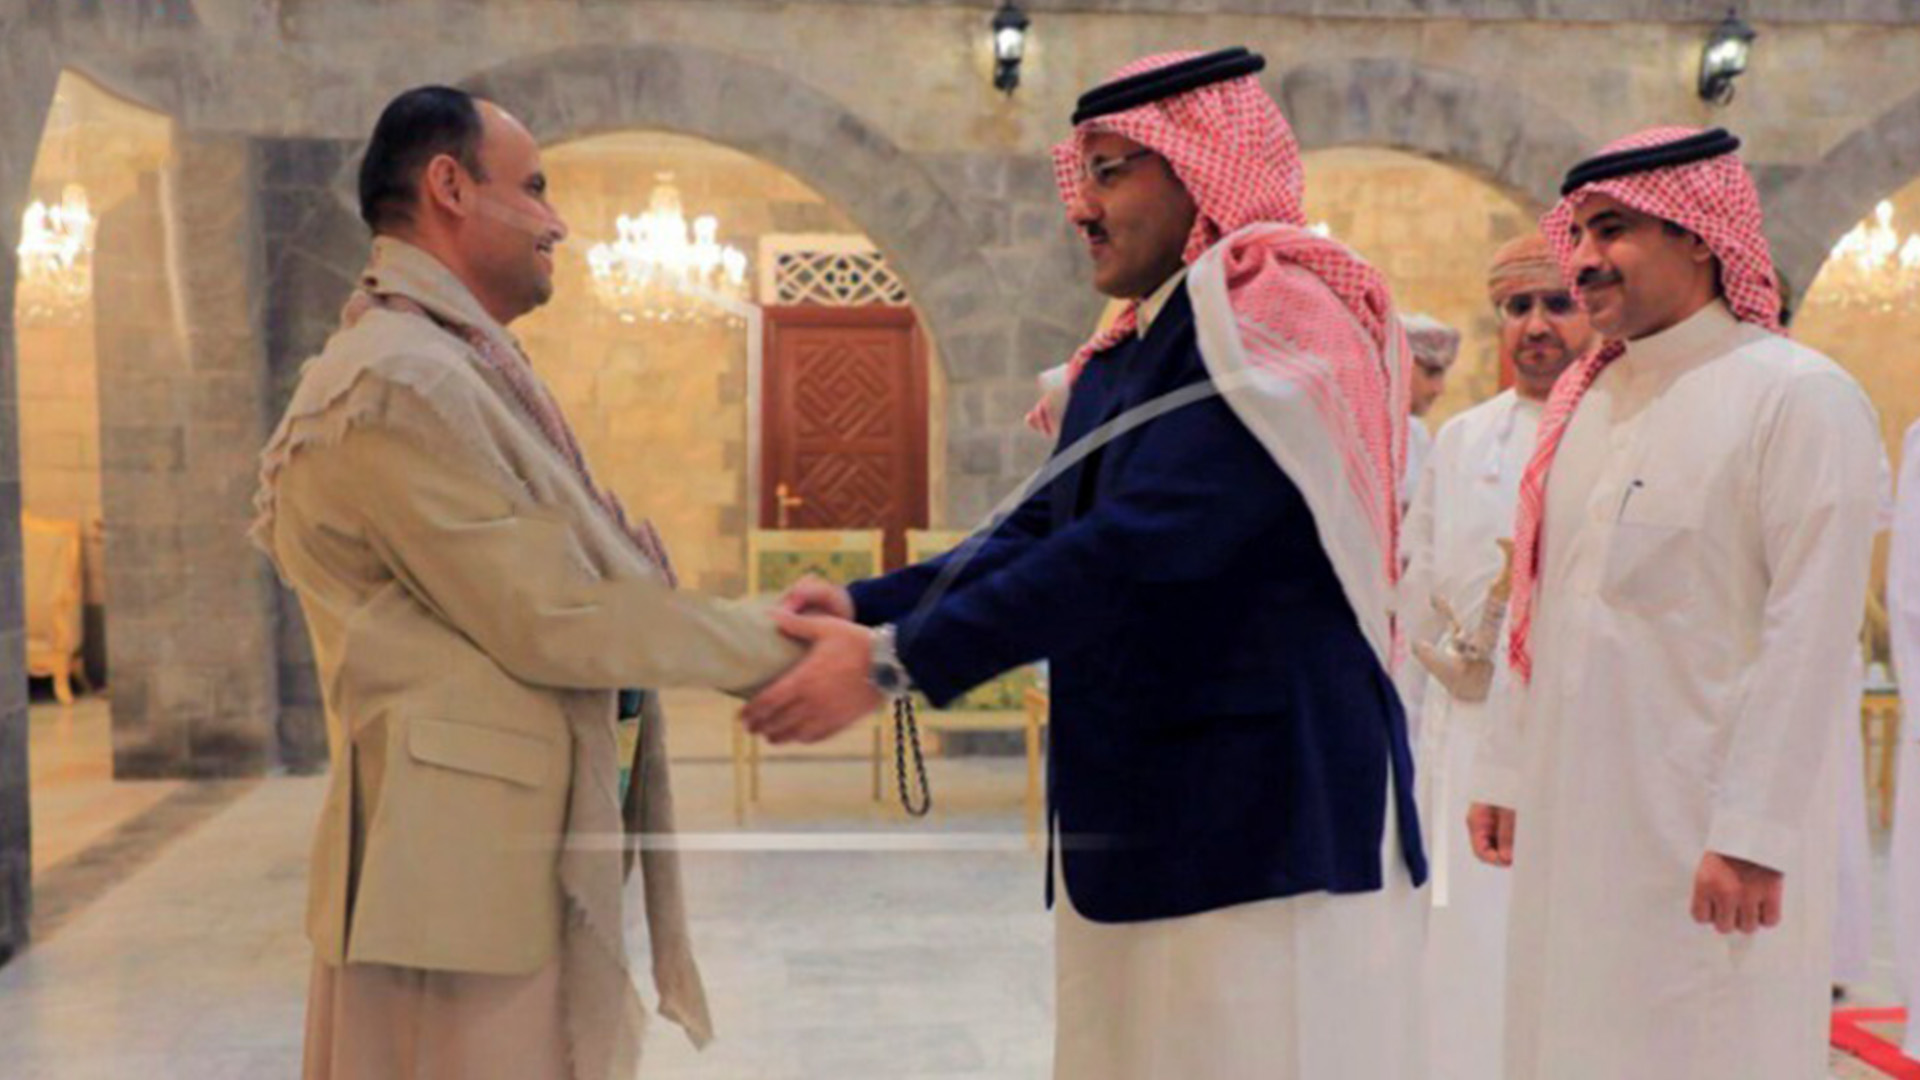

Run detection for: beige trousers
[[302, 956, 569, 1080]]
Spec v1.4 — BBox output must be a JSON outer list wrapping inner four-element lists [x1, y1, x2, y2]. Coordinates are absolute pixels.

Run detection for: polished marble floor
[[0, 692, 1907, 1078], [25, 697, 182, 873]]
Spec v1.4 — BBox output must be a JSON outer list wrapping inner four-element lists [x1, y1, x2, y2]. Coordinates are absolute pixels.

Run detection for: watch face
[[872, 663, 905, 694]]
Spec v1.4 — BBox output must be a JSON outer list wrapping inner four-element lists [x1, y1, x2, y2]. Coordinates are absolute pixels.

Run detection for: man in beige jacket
[[254, 86, 840, 1080]]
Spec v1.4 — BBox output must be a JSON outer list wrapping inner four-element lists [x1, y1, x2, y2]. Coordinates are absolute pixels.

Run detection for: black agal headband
[[1071, 47, 1267, 126], [1559, 128, 1742, 197]]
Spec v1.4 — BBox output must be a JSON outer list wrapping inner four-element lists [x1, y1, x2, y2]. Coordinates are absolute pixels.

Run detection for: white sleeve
[[1471, 671, 1528, 809], [1706, 372, 1882, 871], [1395, 430, 1444, 725]]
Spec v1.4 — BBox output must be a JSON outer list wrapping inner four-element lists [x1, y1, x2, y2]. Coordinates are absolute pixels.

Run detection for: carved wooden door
[[761, 305, 928, 569]]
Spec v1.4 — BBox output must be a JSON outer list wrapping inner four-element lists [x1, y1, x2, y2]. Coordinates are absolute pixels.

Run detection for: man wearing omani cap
[[743, 48, 1428, 1078], [1466, 128, 1881, 1079], [1397, 231, 1592, 1080]]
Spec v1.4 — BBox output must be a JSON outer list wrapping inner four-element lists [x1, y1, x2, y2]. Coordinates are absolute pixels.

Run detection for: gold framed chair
[[905, 529, 1047, 846], [1862, 689, 1901, 830], [22, 512, 85, 705], [738, 528, 887, 823]]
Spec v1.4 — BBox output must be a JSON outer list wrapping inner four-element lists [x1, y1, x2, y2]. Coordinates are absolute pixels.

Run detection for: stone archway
[[455, 42, 997, 388], [1768, 85, 1920, 304], [1274, 56, 1595, 213]]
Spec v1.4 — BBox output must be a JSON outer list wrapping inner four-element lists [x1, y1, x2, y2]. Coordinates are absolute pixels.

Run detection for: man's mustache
[[1577, 268, 1622, 290]]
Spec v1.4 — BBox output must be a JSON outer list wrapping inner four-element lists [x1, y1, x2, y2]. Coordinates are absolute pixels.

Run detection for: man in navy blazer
[[744, 48, 1429, 1078]]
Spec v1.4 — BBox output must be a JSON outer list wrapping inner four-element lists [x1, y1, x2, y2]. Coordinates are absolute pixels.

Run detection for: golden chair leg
[[732, 720, 748, 826], [749, 728, 762, 802], [1882, 708, 1899, 831], [871, 714, 883, 802], [52, 662, 73, 706]]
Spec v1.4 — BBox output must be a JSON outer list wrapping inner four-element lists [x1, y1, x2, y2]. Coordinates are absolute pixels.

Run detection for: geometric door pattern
[[762, 304, 929, 569]]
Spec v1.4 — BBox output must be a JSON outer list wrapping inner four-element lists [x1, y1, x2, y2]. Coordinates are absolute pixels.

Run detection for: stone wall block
[[952, 432, 1005, 477], [1014, 318, 1085, 380], [102, 424, 187, 473], [940, 326, 1016, 382]]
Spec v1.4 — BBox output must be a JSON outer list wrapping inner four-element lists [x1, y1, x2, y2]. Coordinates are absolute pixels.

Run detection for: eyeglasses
[[1077, 149, 1158, 190], [1497, 291, 1579, 323]]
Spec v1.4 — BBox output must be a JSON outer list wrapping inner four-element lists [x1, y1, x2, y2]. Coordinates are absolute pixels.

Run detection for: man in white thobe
[[1401, 314, 1460, 513], [1888, 418, 1920, 1058], [1398, 232, 1592, 1080], [1467, 126, 1881, 1080]]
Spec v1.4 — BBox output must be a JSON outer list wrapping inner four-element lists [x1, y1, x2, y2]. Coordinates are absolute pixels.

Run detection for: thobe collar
[[1614, 299, 1740, 387], [360, 235, 519, 350], [1511, 390, 1545, 421], [1136, 266, 1190, 338], [1481, 388, 1543, 481]]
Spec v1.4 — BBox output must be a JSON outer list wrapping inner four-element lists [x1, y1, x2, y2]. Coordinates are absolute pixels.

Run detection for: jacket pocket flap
[[407, 718, 550, 788]]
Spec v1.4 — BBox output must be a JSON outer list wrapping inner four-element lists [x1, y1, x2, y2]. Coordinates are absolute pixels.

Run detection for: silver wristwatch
[[869, 624, 913, 697]]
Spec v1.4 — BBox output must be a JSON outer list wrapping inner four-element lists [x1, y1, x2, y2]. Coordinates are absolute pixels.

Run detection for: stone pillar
[[0, 17, 60, 964], [921, 150, 1101, 527], [99, 136, 279, 779], [256, 137, 367, 774]]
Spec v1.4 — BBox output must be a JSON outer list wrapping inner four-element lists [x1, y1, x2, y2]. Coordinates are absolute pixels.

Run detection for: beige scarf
[[337, 287, 680, 588], [252, 237, 711, 1078]]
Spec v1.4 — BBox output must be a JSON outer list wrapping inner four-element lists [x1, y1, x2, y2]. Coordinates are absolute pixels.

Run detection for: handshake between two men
[[739, 575, 887, 746]]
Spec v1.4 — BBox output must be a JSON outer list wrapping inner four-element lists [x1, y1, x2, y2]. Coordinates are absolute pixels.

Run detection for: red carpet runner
[[1833, 1008, 1920, 1078]]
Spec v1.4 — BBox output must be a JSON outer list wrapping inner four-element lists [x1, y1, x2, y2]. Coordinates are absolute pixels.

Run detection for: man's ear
[[1688, 231, 1716, 265], [421, 154, 470, 220]]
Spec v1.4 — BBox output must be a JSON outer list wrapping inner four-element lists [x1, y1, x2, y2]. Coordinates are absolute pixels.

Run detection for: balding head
[[359, 86, 490, 235]]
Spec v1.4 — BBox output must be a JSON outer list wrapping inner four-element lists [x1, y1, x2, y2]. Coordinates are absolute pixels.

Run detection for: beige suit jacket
[[262, 248, 798, 986]]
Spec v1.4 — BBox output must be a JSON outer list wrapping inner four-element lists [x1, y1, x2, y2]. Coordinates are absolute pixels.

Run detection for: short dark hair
[[358, 85, 489, 234]]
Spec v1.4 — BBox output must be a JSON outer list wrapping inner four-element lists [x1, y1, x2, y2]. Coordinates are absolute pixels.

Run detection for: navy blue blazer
[[848, 284, 1427, 923]]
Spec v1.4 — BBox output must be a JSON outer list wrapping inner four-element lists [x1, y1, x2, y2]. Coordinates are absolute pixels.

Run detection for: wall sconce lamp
[[1698, 9, 1757, 106], [992, 2, 1030, 96]]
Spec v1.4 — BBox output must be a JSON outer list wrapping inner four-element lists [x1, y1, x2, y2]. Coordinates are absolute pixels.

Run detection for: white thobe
[[1398, 389, 1539, 1080], [1473, 302, 1881, 1080], [1834, 452, 1891, 987], [1887, 420, 1920, 1058], [1402, 416, 1433, 515], [1053, 783, 1426, 1080], [1832, 650, 1874, 985]]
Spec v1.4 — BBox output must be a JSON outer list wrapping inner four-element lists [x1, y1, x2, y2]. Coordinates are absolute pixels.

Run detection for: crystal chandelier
[[1822, 200, 1920, 313], [15, 184, 95, 327], [586, 174, 749, 325]]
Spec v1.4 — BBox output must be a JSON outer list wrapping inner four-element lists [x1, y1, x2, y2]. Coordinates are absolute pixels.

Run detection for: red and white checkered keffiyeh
[[1044, 51, 1410, 666], [1506, 126, 1782, 680]]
